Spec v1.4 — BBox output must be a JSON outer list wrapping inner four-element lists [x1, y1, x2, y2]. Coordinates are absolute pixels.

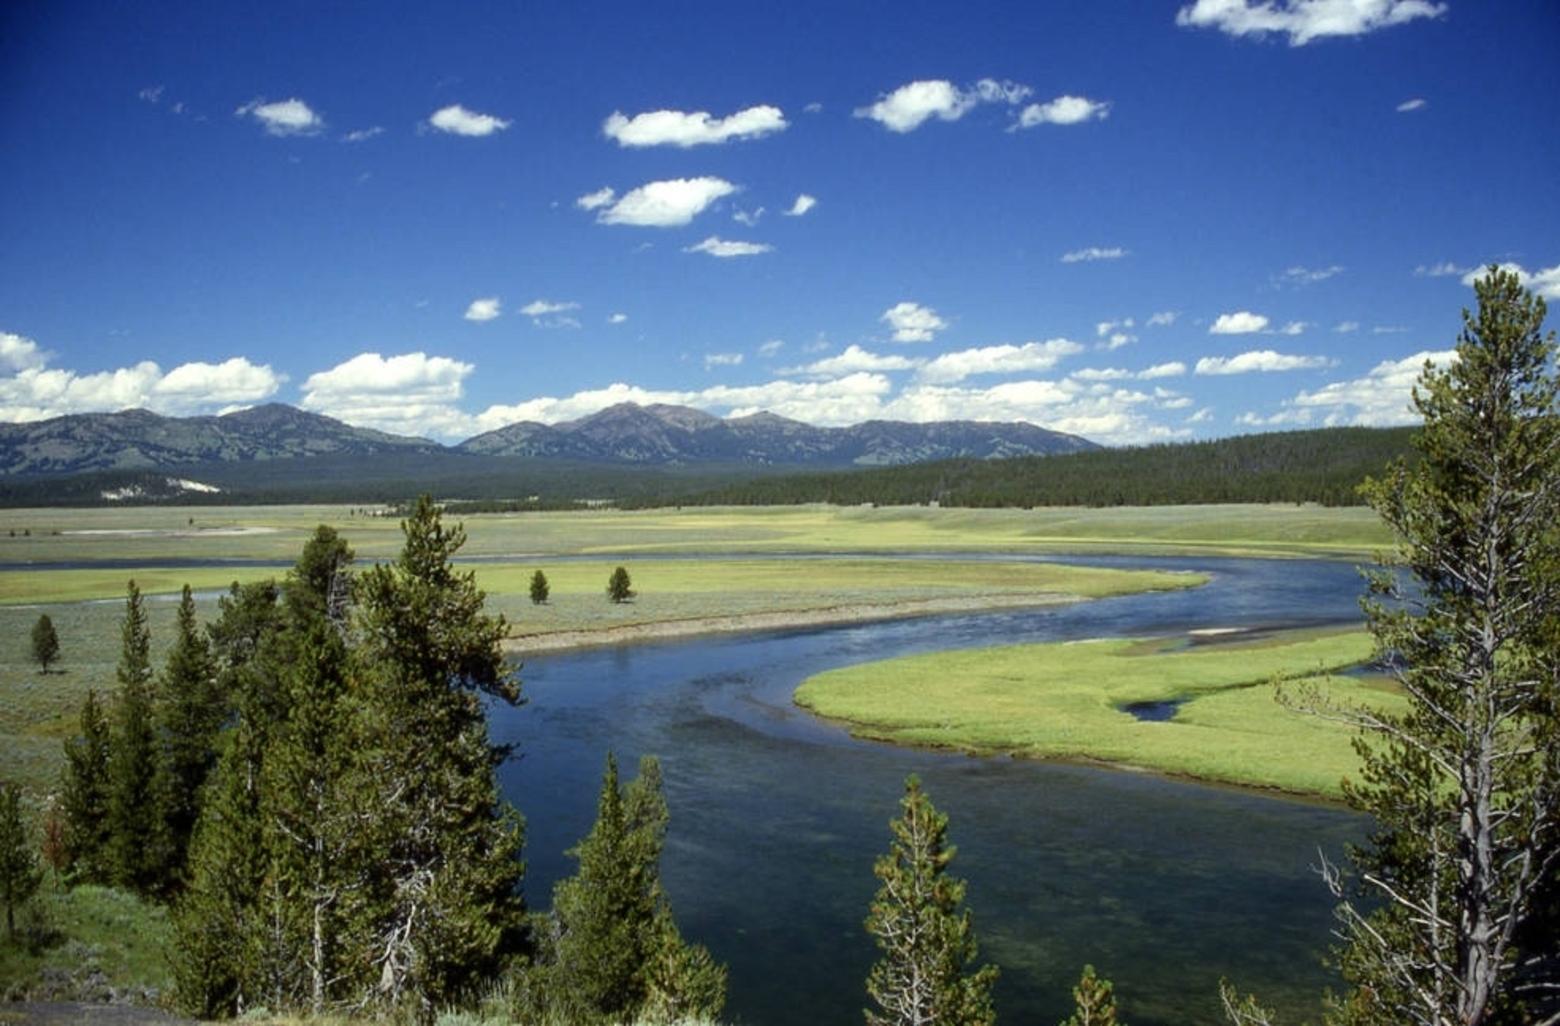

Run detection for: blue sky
[[2, 0, 1556, 444]]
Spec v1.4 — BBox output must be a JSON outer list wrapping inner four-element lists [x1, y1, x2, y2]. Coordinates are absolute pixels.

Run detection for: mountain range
[[0, 402, 1096, 478]]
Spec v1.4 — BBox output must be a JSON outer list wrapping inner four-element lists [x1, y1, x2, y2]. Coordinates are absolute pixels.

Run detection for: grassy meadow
[[796, 628, 1403, 799]]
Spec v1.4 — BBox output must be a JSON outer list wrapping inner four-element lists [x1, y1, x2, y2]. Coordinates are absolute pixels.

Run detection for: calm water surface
[[494, 556, 1371, 1026]]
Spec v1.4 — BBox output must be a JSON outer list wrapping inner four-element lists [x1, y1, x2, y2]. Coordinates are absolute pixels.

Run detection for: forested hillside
[[642, 426, 1416, 509]]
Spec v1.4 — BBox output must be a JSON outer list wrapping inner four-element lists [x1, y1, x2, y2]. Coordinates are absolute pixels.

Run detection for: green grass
[[0, 501, 1392, 564], [796, 629, 1404, 798], [0, 880, 173, 1003]]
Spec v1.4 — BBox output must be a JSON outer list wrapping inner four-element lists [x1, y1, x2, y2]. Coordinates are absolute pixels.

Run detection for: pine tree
[[59, 689, 113, 885], [106, 580, 171, 896], [607, 565, 634, 603], [1324, 267, 1560, 1026], [0, 783, 42, 940], [1063, 965, 1124, 1026], [30, 614, 59, 673], [352, 495, 526, 1013], [529, 569, 550, 605], [158, 584, 221, 876], [864, 775, 997, 1026]]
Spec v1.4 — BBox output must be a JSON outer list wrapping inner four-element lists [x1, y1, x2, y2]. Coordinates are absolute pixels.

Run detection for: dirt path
[[502, 592, 1078, 654], [0, 1004, 194, 1026]]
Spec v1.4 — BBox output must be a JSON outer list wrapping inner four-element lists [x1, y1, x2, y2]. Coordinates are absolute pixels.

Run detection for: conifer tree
[[352, 495, 526, 1013], [1321, 267, 1560, 1025], [865, 775, 997, 1026], [1063, 965, 1125, 1026], [607, 565, 634, 603], [0, 783, 42, 940], [30, 614, 59, 673], [158, 584, 221, 875], [59, 689, 113, 884], [106, 580, 171, 896], [529, 569, 550, 605]]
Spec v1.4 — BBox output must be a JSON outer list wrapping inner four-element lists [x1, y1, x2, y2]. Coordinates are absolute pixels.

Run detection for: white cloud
[[1072, 368, 1132, 381], [758, 340, 785, 357], [733, 207, 764, 226], [1335, 321, 1360, 333], [0, 332, 47, 372], [1274, 264, 1343, 286], [341, 126, 384, 143], [300, 351, 472, 437], [1461, 262, 1560, 300], [917, 339, 1085, 384], [608, 313, 629, 325], [1015, 95, 1111, 129], [602, 105, 787, 147], [1277, 349, 1458, 426], [576, 187, 617, 211], [1187, 407, 1214, 424], [1146, 311, 1179, 327], [1139, 361, 1188, 379], [1175, 0, 1447, 46], [784, 194, 817, 217], [1061, 246, 1127, 263], [1397, 97, 1428, 112], [1100, 333, 1137, 351], [235, 97, 324, 136], [1415, 260, 1470, 277], [138, 85, 164, 104], [854, 78, 1032, 133], [787, 345, 921, 378], [1096, 318, 1135, 337], [588, 177, 738, 227], [427, 104, 510, 137], [1210, 311, 1270, 334], [464, 297, 501, 322], [1278, 321, 1307, 335], [519, 299, 580, 317], [880, 379, 1186, 445], [685, 236, 773, 258], [704, 352, 744, 369], [881, 302, 948, 343], [0, 349, 282, 423], [1373, 325, 1409, 334], [1195, 350, 1336, 374]]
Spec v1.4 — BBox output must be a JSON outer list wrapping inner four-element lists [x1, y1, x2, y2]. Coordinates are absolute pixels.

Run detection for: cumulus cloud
[[1279, 321, 1307, 335], [685, 236, 773, 258], [881, 302, 948, 343], [464, 297, 501, 322], [236, 97, 324, 136], [916, 339, 1085, 384], [519, 299, 579, 317], [1096, 318, 1135, 338], [341, 126, 384, 143], [1138, 361, 1188, 379], [1072, 368, 1132, 382], [854, 78, 1031, 133], [427, 104, 511, 137], [1256, 349, 1458, 427], [1210, 311, 1270, 334], [602, 105, 786, 147], [300, 351, 472, 437], [733, 207, 764, 227], [784, 194, 817, 217], [1100, 333, 1136, 351], [586, 177, 738, 227], [1274, 264, 1343, 286], [608, 313, 629, 325], [1146, 311, 1179, 327], [785, 345, 921, 378], [1175, 0, 1447, 46], [1015, 95, 1111, 129], [879, 379, 1186, 445], [1461, 262, 1560, 300], [1415, 261, 1470, 277], [1335, 321, 1361, 333], [704, 352, 744, 369], [1195, 350, 1336, 374], [1397, 97, 1428, 112], [1061, 246, 1127, 263], [0, 346, 282, 423], [757, 339, 785, 357]]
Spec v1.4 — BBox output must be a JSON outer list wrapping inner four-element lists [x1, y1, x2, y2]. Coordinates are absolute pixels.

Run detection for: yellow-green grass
[[796, 630, 1404, 799], [0, 559, 1200, 798], [0, 502, 1391, 565], [0, 880, 172, 1002]]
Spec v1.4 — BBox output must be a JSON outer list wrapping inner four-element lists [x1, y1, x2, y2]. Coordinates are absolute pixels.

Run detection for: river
[[494, 555, 1372, 1025]]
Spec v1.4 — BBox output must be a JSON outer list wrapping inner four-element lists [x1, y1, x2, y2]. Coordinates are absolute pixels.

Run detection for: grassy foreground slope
[[796, 629, 1404, 798]]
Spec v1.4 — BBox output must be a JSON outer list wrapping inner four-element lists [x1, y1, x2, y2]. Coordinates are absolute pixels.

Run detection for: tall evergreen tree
[[0, 783, 42, 940], [351, 495, 526, 1014], [1063, 965, 1125, 1026], [864, 775, 997, 1026], [59, 689, 113, 885], [106, 580, 171, 896], [158, 584, 221, 876], [529, 569, 549, 605], [607, 566, 634, 603], [30, 614, 59, 673], [1322, 267, 1560, 1026]]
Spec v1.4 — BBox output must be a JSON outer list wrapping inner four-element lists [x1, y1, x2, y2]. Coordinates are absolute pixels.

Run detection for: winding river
[[493, 555, 1372, 1026]]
